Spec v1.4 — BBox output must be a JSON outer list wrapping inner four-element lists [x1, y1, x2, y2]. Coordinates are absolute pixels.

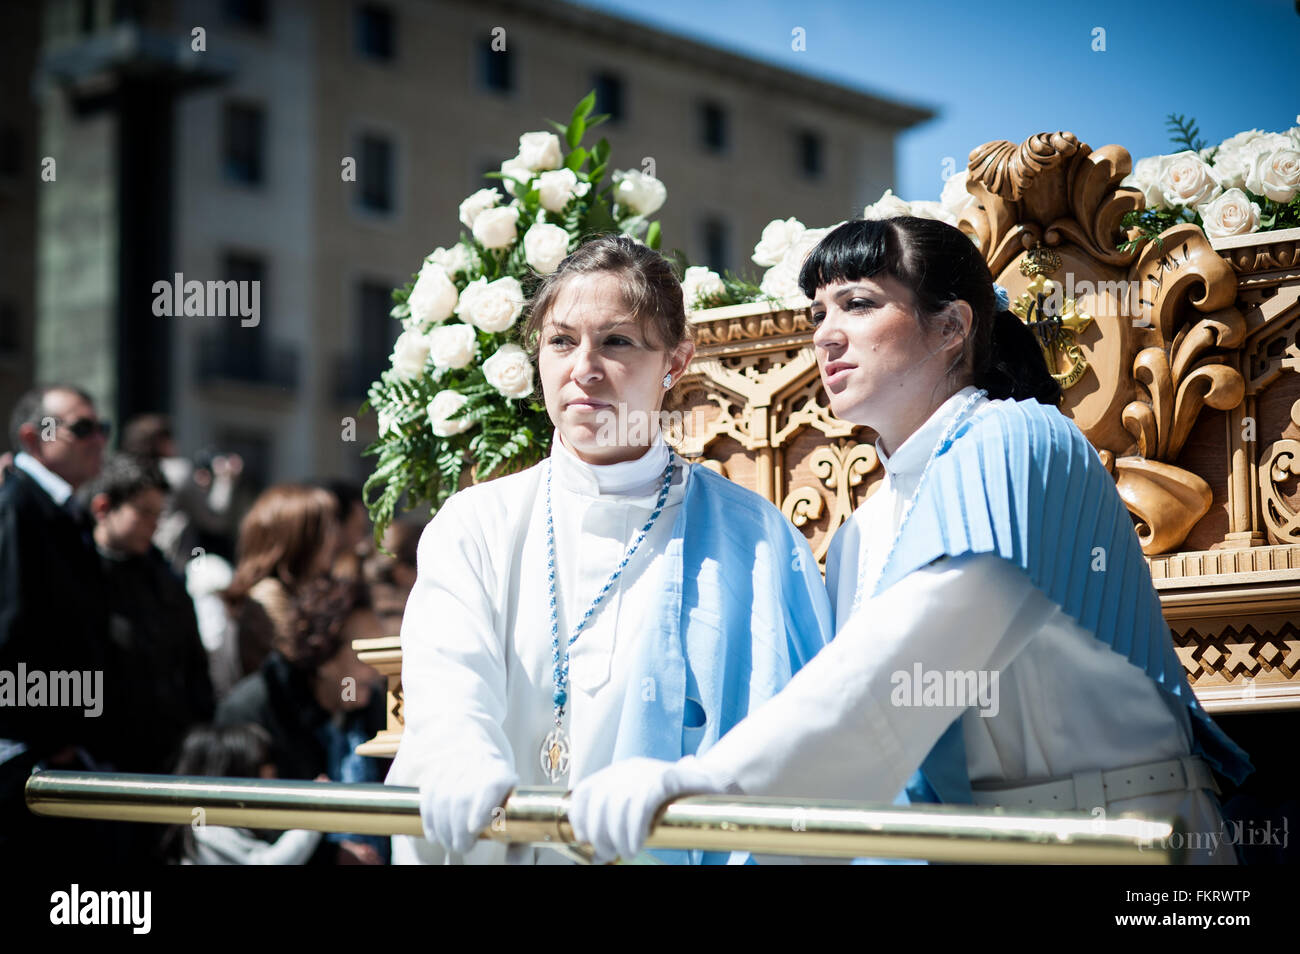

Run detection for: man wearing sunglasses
[[0, 385, 118, 862]]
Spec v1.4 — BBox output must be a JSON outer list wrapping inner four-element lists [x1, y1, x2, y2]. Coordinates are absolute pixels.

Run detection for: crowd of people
[[0, 399, 419, 864]]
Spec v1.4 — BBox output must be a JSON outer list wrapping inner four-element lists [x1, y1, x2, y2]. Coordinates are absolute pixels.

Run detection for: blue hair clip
[[992, 283, 1010, 311]]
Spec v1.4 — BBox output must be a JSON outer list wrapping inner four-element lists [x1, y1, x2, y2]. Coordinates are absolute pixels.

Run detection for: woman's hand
[[419, 756, 518, 857], [568, 757, 733, 863]]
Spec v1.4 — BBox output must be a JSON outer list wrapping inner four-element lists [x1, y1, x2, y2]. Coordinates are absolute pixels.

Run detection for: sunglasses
[[55, 417, 112, 440]]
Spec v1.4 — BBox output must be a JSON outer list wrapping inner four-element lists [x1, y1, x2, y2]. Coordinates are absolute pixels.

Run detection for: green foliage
[[1165, 113, 1208, 154]]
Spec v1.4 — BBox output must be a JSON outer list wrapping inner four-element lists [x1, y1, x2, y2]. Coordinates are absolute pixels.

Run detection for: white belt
[[969, 756, 1219, 812]]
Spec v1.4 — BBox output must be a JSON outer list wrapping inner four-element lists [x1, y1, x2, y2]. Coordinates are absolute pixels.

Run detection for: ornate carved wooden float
[[360, 134, 1300, 827]]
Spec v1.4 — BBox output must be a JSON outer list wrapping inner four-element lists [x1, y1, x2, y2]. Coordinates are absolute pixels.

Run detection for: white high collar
[[875, 386, 986, 482], [550, 431, 671, 496]]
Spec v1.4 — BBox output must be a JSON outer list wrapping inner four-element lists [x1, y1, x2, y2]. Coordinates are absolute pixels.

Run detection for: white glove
[[569, 756, 734, 863], [418, 754, 518, 857]]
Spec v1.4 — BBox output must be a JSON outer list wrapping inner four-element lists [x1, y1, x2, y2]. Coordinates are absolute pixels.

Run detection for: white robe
[[388, 434, 688, 864], [696, 387, 1236, 864]]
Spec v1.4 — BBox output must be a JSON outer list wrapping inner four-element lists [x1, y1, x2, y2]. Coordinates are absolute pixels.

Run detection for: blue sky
[[572, 0, 1300, 202]]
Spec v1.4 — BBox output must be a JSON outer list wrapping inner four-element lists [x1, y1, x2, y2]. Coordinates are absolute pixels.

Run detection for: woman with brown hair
[[220, 485, 340, 683], [386, 234, 833, 864]]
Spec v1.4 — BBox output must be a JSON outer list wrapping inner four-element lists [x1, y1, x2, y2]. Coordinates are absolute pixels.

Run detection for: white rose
[[759, 259, 808, 305], [428, 389, 474, 437], [428, 322, 477, 370], [406, 262, 459, 329], [783, 226, 831, 268], [536, 168, 590, 212], [611, 169, 667, 216], [1121, 155, 1167, 209], [940, 172, 975, 217], [751, 217, 807, 267], [1215, 133, 1292, 191], [517, 131, 563, 172], [389, 329, 432, 380], [1157, 151, 1222, 209], [1217, 129, 1266, 154], [1198, 188, 1261, 239], [523, 222, 570, 274], [681, 266, 726, 310], [458, 188, 501, 229], [499, 155, 534, 197], [1239, 132, 1292, 157], [1244, 147, 1300, 203], [457, 276, 525, 333], [472, 205, 520, 249], [909, 200, 959, 227], [1210, 148, 1249, 191], [862, 189, 912, 220], [429, 244, 472, 277], [482, 343, 535, 399]]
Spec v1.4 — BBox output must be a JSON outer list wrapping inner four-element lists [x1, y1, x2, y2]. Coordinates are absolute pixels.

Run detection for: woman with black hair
[[570, 216, 1251, 864]]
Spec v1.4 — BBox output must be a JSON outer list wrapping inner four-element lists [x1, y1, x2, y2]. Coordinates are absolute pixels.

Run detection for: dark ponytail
[[976, 310, 1062, 405], [799, 217, 1061, 406]]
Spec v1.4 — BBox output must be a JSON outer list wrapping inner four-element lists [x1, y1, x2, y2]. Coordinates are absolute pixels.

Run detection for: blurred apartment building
[[3, 0, 931, 486]]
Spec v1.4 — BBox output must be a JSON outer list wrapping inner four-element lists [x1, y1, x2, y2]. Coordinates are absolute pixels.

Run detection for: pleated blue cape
[[613, 465, 834, 864], [865, 398, 1252, 805]]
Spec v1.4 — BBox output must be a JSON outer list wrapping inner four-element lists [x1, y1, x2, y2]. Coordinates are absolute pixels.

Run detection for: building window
[[112, 0, 144, 24], [357, 133, 395, 214], [699, 101, 727, 154], [797, 130, 824, 179], [340, 280, 399, 400], [701, 217, 730, 274], [355, 3, 395, 62], [479, 37, 513, 92], [593, 72, 624, 122], [0, 299, 18, 354], [0, 124, 19, 178], [223, 102, 265, 185], [222, 0, 269, 30]]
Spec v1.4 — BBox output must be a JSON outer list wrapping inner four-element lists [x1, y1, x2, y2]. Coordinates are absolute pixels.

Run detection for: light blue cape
[[613, 464, 834, 863], [861, 398, 1252, 804]]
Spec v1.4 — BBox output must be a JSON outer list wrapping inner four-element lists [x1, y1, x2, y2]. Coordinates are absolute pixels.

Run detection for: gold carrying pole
[[25, 770, 1182, 864]]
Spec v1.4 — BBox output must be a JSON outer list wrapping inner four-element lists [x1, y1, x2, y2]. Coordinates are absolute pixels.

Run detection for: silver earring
[[662, 373, 672, 388]]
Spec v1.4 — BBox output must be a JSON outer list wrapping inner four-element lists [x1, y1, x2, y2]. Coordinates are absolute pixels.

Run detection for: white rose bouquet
[[361, 92, 676, 541], [1120, 113, 1300, 251]]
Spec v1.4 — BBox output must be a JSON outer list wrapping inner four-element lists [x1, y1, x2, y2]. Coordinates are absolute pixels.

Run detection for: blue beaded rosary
[[539, 455, 676, 783]]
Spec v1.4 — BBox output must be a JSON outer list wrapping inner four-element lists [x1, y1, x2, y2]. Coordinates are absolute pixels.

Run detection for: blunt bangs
[[798, 219, 901, 300]]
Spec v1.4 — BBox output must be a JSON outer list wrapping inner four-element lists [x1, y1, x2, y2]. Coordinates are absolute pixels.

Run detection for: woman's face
[[538, 271, 694, 465], [811, 274, 967, 456]]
